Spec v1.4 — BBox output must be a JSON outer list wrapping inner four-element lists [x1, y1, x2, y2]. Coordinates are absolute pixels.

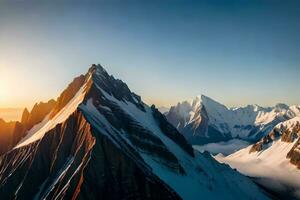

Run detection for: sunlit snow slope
[[216, 117, 300, 199], [0, 64, 270, 200]]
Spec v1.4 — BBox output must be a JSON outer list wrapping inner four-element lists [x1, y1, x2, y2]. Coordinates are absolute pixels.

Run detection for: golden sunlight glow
[[0, 73, 8, 107], [0, 65, 55, 109], [0, 66, 22, 108], [0, 83, 6, 101]]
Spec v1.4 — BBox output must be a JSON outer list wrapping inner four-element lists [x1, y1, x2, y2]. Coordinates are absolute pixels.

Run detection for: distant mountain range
[[165, 95, 300, 147], [0, 65, 269, 200], [0, 108, 23, 122], [165, 95, 300, 199]]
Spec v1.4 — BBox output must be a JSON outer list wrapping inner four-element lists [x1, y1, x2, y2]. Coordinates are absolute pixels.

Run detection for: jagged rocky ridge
[[0, 100, 57, 161], [0, 64, 270, 200], [166, 96, 300, 146], [216, 116, 300, 199], [249, 117, 300, 168], [0, 99, 57, 156]]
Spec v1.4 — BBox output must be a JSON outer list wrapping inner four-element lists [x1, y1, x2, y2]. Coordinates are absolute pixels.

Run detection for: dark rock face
[[0, 110, 94, 200], [151, 105, 194, 157], [0, 110, 181, 200], [79, 122, 181, 200], [90, 64, 145, 111], [84, 84, 185, 173]]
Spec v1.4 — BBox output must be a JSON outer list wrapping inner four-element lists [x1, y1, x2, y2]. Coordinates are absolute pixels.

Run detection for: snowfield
[[215, 117, 300, 199]]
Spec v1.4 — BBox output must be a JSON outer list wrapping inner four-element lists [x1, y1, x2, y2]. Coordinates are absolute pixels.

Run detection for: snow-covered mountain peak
[[88, 63, 107, 75], [166, 95, 300, 147], [174, 95, 227, 113], [0, 64, 270, 200]]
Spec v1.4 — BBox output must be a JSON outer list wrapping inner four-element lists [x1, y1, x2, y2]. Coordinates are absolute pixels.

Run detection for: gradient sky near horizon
[[0, 0, 299, 110]]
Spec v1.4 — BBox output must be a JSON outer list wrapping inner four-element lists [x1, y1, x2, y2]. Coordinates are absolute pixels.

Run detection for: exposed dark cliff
[[0, 109, 181, 200]]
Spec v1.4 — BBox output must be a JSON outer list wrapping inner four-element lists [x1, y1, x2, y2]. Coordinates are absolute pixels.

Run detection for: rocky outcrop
[[286, 122, 300, 168], [287, 139, 300, 169], [250, 121, 300, 155], [50, 75, 86, 118], [84, 83, 185, 173], [0, 100, 56, 156], [89, 64, 145, 111], [11, 122, 27, 148], [151, 105, 194, 157], [20, 108, 30, 124], [249, 129, 281, 153], [22, 100, 56, 130], [281, 121, 300, 142]]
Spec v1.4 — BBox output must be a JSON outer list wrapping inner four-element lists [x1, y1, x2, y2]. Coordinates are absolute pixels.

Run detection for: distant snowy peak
[[168, 95, 227, 125], [166, 95, 300, 145]]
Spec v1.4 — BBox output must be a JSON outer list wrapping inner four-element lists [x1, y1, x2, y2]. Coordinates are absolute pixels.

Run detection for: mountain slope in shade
[[0, 100, 57, 156], [0, 64, 269, 200], [0, 119, 18, 155], [216, 116, 300, 199], [165, 95, 299, 148]]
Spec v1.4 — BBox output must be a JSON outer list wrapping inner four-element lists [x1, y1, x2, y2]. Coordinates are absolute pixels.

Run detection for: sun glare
[[0, 81, 7, 107], [0, 67, 11, 108]]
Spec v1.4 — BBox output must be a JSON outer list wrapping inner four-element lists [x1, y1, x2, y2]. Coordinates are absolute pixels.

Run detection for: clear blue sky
[[0, 1, 299, 109]]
